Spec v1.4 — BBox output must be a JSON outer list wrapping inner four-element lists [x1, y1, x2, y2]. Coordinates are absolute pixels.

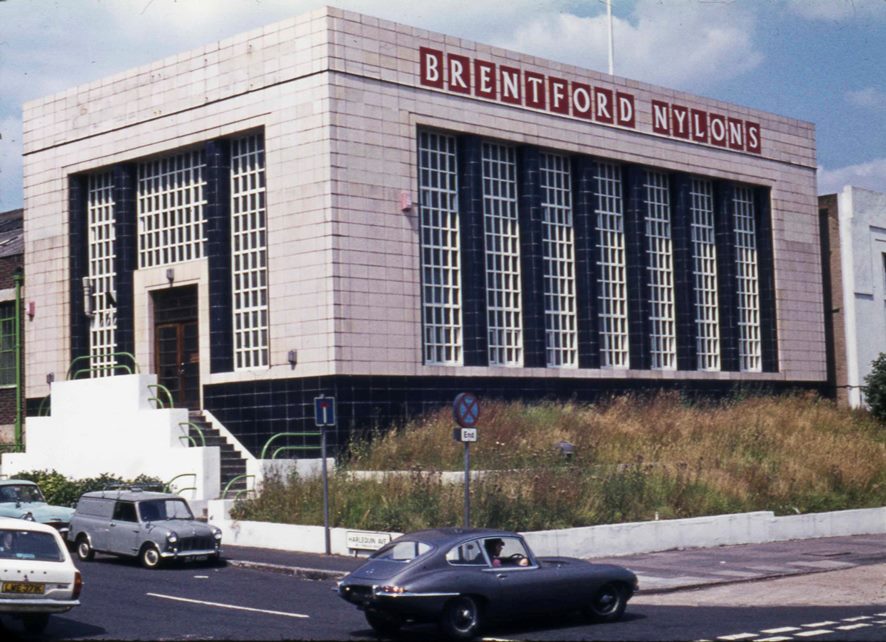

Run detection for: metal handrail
[[222, 474, 255, 500], [178, 421, 206, 447], [165, 473, 197, 495], [260, 432, 321, 460], [37, 396, 50, 417], [66, 352, 139, 380], [147, 384, 174, 409], [272, 445, 321, 459]]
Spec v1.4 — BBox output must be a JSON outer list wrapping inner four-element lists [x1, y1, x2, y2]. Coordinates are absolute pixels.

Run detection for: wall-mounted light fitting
[[287, 349, 297, 369], [166, 268, 175, 285], [399, 190, 413, 212], [46, 372, 54, 385], [27, 301, 36, 320]]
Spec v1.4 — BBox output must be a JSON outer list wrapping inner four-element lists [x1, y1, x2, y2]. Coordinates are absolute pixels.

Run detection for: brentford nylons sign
[[419, 47, 761, 155]]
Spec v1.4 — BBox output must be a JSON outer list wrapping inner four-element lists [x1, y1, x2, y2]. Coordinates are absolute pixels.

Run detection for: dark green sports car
[[337, 527, 638, 640]]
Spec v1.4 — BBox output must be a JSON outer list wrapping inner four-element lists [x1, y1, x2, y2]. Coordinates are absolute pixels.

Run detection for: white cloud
[[846, 87, 886, 110], [787, 0, 886, 22], [818, 158, 886, 195], [505, 0, 763, 91]]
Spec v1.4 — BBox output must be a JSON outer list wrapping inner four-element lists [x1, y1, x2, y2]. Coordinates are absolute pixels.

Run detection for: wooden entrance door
[[153, 286, 199, 409]]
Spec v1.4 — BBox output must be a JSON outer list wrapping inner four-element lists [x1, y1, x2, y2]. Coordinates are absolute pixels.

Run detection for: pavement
[[223, 533, 885, 594]]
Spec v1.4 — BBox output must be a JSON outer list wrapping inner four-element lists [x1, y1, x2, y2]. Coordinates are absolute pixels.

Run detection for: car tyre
[[364, 609, 402, 637], [23, 613, 50, 634], [583, 582, 627, 622], [140, 544, 162, 569], [439, 596, 482, 640], [75, 535, 95, 562]]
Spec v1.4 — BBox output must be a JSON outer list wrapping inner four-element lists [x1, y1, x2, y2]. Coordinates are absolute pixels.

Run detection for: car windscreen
[[138, 498, 194, 521], [0, 484, 44, 503], [370, 540, 433, 562], [0, 529, 64, 562]]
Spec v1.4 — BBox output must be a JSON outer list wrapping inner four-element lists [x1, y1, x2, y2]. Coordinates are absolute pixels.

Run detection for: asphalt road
[[1, 551, 883, 640]]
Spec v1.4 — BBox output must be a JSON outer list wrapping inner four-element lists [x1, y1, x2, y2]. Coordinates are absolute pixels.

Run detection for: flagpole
[[607, 0, 615, 75]]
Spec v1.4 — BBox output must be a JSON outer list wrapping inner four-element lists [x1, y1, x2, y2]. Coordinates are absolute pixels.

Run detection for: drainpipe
[[13, 269, 23, 452]]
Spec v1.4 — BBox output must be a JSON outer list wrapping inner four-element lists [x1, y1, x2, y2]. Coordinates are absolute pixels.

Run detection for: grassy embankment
[[231, 393, 886, 532]]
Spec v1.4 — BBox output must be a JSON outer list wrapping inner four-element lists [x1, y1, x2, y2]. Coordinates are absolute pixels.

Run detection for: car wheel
[[364, 609, 402, 636], [439, 596, 482, 640], [76, 536, 95, 562], [23, 613, 50, 634], [140, 544, 162, 569], [583, 582, 627, 622]]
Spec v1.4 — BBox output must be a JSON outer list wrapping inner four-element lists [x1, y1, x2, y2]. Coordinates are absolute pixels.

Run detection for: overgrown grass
[[231, 393, 886, 531]]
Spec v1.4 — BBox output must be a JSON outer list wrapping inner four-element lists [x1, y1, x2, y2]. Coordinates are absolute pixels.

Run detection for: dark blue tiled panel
[[202, 374, 827, 458], [623, 165, 649, 370], [756, 187, 779, 373], [517, 147, 545, 368], [715, 182, 740, 372], [204, 139, 233, 374], [457, 135, 488, 367], [572, 156, 599, 369], [113, 164, 136, 360], [671, 174, 696, 371], [68, 175, 90, 364]]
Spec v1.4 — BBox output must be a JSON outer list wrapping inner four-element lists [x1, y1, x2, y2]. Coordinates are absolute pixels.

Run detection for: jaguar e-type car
[[337, 527, 638, 640]]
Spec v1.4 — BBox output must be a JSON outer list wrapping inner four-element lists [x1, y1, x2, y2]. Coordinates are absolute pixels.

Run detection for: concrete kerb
[[208, 502, 886, 560], [226, 559, 347, 581]]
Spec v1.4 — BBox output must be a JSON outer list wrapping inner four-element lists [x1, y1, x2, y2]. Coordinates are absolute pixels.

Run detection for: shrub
[[11, 470, 163, 506], [863, 352, 886, 422]]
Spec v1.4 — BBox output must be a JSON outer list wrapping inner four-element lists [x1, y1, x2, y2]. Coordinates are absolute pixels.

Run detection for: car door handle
[[496, 573, 507, 579]]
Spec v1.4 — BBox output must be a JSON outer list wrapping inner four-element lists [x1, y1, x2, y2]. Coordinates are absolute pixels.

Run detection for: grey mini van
[[67, 488, 222, 569]]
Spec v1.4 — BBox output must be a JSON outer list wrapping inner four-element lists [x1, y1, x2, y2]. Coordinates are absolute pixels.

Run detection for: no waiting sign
[[453, 392, 480, 428]]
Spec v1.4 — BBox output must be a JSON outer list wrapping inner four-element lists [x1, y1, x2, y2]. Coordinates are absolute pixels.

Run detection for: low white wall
[[246, 458, 336, 491], [1, 374, 220, 501], [205, 503, 886, 559]]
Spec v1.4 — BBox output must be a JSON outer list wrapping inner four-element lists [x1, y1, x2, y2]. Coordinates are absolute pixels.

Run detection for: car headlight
[[23, 512, 35, 521], [166, 531, 178, 544], [212, 528, 222, 540]]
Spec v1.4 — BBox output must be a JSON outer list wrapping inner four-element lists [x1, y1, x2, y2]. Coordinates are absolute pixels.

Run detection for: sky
[[0, 0, 885, 211]]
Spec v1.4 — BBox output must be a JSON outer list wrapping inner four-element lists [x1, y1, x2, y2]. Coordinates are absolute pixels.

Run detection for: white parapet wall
[[205, 501, 886, 558], [1, 374, 220, 501]]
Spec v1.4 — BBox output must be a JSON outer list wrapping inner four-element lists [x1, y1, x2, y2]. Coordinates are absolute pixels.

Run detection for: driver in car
[[485, 538, 529, 567]]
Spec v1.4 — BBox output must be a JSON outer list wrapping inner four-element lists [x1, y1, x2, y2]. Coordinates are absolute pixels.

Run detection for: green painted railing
[[221, 474, 255, 501], [178, 421, 206, 447], [147, 383, 174, 410], [165, 473, 197, 496], [260, 432, 322, 460], [66, 352, 139, 380]]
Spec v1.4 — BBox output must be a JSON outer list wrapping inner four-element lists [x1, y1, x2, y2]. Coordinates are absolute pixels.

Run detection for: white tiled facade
[[22, 7, 825, 445]]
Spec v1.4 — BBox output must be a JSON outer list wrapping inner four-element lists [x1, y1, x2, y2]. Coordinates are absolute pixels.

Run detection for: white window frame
[[690, 179, 720, 371], [596, 162, 629, 368], [87, 172, 117, 376], [230, 134, 270, 370], [734, 187, 762, 372], [418, 131, 463, 365], [482, 142, 523, 367], [540, 152, 577, 368], [645, 171, 676, 370]]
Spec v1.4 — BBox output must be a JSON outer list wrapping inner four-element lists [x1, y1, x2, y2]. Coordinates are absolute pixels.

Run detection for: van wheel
[[76, 536, 95, 562], [140, 544, 162, 569]]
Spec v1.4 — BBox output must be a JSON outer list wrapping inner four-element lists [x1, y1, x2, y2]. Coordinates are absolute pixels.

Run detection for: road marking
[[717, 634, 757, 640], [802, 621, 836, 627], [761, 627, 800, 634], [837, 623, 872, 631], [842, 615, 872, 622], [795, 630, 832, 637], [146, 593, 309, 619], [757, 637, 793, 642]]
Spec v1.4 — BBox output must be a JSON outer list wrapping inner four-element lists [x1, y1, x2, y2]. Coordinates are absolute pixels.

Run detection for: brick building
[[21, 7, 826, 457]]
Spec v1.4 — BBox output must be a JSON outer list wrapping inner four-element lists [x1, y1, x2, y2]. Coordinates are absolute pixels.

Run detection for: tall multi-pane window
[[137, 150, 206, 268], [230, 134, 269, 370], [0, 302, 15, 386], [690, 179, 720, 370], [87, 172, 117, 376], [418, 131, 463, 365], [734, 187, 761, 372], [482, 142, 522, 366], [596, 162, 629, 368], [645, 171, 676, 369], [540, 152, 577, 368]]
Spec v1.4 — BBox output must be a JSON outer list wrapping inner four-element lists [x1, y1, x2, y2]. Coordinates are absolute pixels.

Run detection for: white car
[[0, 517, 82, 634]]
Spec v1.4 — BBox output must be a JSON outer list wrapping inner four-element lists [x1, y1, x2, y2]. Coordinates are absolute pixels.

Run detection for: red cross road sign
[[453, 392, 480, 428]]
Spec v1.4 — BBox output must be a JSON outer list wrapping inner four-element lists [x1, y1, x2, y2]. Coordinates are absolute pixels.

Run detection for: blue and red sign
[[453, 392, 480, 429]]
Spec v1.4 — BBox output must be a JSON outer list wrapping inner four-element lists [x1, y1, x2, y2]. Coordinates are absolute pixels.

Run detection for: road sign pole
[[322, 426, 330, 555], [464, 442, 470, 528]]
